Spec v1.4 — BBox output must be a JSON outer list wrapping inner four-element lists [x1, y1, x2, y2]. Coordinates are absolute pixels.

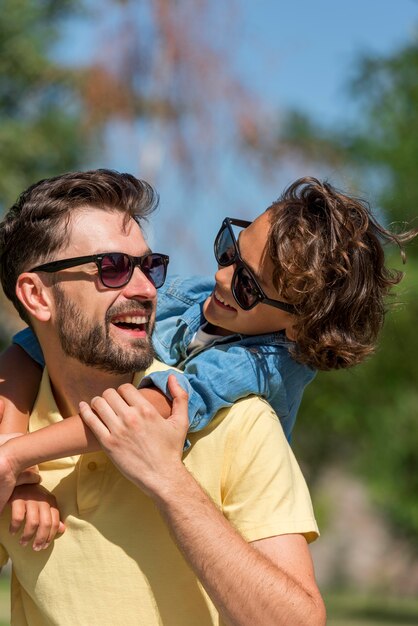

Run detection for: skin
[[0, 208, 295, 499], [1, 207, 326, 624], [0, 208, 170, 546], [203, 210, 296, 339]]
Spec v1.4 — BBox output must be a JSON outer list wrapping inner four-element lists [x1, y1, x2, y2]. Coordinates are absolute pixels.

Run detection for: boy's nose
[[215, 264, 234, 288]]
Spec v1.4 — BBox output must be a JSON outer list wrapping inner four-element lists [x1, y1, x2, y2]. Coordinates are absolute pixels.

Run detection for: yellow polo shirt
[[0, 361, 318, 625]]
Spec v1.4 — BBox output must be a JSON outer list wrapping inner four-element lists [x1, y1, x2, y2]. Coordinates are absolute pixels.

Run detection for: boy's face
[[203, 211, 296, 339]]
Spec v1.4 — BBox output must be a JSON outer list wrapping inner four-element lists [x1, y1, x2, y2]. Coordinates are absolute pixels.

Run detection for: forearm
[[150, 465, 325, 626], [1, 388, 168, 476], [0, 415, 99, 476]]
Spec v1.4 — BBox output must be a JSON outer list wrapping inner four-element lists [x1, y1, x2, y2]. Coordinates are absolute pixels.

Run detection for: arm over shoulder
[[142, 343, 286, 432]]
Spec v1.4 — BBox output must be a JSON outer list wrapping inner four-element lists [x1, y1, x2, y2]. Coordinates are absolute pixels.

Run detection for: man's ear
[[16, 273, 53, 322]]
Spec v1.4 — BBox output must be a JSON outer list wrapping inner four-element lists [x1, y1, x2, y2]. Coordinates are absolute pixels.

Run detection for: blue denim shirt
[[144, 275, 316, 441], [13, 275, 316, 442]]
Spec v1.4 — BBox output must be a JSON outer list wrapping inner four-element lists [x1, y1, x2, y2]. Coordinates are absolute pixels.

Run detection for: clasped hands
[[0, 375, 189, 550]]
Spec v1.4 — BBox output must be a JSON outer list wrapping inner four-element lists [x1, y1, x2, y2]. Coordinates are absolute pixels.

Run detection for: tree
[[0, 0, 90, 208], [0, 0, 263, 332], [76, 0, 263, 185], [262, 36, 418, 539], [269, 38, 418, 231]]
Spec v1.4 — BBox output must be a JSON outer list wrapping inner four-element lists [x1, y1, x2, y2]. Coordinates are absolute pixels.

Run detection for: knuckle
[[139, 404, 153, 420], [11, 509, 25, 526], [50, 518, 60, 534], [25, 518, 40, 534], [124, 409, 139, 427]]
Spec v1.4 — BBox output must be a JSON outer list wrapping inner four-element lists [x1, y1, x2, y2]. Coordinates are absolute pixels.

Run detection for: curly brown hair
[[267, 177, 417, 371]]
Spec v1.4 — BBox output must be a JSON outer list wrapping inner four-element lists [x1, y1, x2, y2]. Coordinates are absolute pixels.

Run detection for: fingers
[[79, 400, 112, 438], [167, 375, 189, 406], [103, 387, 132, 415], [167, 375, 189, 429], [117, 383, 154, 409], [9, 486, 65, 551]]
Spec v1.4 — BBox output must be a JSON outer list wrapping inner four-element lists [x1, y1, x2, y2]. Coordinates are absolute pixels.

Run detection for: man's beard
[[53, 285, 155, 374]]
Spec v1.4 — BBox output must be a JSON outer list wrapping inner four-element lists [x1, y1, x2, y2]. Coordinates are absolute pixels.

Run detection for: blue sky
[[239, 0, 418, 123], [59, 0, 418, 275]]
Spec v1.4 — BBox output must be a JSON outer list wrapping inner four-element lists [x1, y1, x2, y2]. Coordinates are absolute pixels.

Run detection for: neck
[[44, 351, 134, 418]]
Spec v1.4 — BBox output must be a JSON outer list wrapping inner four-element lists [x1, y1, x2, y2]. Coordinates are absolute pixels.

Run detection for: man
[[0, 170, 325, 625]]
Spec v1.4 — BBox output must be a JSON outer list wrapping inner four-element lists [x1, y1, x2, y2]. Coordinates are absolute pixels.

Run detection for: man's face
[[48, 208, 157, 374]]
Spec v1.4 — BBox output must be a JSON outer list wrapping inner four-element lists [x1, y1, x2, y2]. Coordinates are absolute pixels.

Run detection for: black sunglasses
[[30, 252, 169, 290], [214, 218, 297, 314]]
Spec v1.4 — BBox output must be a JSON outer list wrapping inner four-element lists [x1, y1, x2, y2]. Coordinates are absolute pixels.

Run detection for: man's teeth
[[113, 315, 147, 324]]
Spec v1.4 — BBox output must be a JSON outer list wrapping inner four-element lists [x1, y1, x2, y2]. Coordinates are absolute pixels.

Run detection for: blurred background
[[1, 0, 418, 623]]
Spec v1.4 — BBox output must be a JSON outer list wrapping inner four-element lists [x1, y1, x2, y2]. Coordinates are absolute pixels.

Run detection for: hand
[[9, 483, 66, 551], [79, 375, 189, 497], [0, 433, 40, 515]]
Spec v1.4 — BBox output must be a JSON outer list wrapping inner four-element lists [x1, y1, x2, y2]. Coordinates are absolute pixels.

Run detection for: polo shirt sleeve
[[220, 397, 319, 544]]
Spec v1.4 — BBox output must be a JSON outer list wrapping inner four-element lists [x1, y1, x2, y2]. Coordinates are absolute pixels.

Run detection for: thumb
[[0, 399, 4, 423], [167, 375, 189, 429]]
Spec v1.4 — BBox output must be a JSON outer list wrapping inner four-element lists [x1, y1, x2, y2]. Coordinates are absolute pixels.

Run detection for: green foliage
[[276, 33, 418, 539], [294, 259, 418, 540], [350, 44, 418, 225], [0, 0, 86, 209], [280, 37, 418, 231]]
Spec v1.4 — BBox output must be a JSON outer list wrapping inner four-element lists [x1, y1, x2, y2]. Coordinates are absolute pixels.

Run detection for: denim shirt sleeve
[[12, 327, 45, 367], [141, 342, 303, 438]]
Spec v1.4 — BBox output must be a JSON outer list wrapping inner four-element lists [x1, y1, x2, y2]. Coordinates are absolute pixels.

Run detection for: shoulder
[[135, 360, 179, 382], [158, 274, 214, 304], [188, 395, 293, 468], [187, 396, 319, 543]]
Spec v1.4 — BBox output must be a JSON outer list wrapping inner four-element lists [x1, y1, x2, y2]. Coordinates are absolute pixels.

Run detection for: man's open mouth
[[111, 314, 149, 332]]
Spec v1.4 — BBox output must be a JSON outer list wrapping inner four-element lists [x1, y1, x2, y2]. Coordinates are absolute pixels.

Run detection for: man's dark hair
[[0, 169, 159, 323], [266, 176, 417, 371]]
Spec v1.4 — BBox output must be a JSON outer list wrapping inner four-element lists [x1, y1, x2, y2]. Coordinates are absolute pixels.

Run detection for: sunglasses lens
[[101, 253, 132, 287], [234, 267, 260, 310], [215, 225, 236, 266], [140, 254, 168, 289]]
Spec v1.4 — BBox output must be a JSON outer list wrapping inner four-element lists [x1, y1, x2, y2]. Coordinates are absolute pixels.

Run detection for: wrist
[[150, 462, 200, 509], [0, 439, 24, 479], [146, 460, 191, 503]]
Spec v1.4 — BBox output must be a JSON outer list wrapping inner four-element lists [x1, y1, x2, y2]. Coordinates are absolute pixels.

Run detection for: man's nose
[[122, 265, 158, 300]]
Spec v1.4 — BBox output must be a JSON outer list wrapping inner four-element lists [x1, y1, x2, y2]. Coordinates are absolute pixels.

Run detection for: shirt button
[[87, 461, 97, 471]]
